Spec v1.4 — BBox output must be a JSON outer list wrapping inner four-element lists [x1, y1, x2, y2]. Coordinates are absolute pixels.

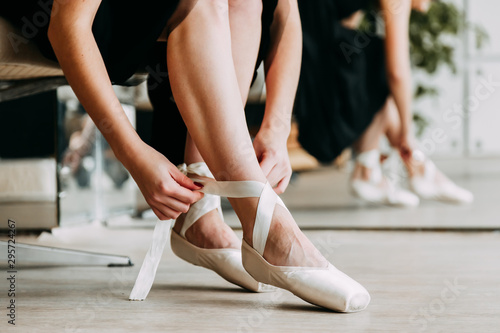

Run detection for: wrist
[[258, 125, 290, 145], [261, 105, 292, 136], [400, 123, 411, 137], [259, 118, 291, 141], [111, 131, 146, 170]]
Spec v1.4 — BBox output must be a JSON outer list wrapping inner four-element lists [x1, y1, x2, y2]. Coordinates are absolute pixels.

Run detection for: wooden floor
[[2, 157, 500, 332], [1, 226, 500, 332]]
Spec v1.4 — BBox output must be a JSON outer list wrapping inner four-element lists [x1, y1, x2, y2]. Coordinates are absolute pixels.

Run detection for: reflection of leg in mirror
[[352, 97, 473, 206], [351, 149, 420, 207], [103, 141, 130, 189], [61, 114, 96, 189], [407, 150, 473, 204], [351, 98, 419, 207], [62, 111, 130, 190]]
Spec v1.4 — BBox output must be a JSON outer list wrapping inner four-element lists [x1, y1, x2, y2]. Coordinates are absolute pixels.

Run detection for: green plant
[[410, 1, 488, 136], [362, 1, 488, 137]]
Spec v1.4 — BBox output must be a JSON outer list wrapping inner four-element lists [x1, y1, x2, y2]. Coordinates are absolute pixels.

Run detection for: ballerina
[[2, 0, 370, 312], [296, 0, 473, 207]]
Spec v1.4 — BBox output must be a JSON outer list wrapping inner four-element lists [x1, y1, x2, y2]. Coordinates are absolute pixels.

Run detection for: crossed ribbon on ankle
[[129, 177, 285, 301]]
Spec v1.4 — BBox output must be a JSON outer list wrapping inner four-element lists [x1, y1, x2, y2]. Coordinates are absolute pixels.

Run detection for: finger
[[259, 153, 276, 177], [151, 206, 178, 221], [274, 173, 291, 195], [266, 165, 283, 188], [155, 196, 191, 214], [401, 148, 411, 161], [170, 185, 204, 204], [171, 168, 203, 190], [161, 178, 204, 204]]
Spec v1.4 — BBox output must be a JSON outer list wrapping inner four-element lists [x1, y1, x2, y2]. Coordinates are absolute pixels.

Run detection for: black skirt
[[2, 0, 182, 84], [2, 0, 279, 164], [295, 0, 389, 163]]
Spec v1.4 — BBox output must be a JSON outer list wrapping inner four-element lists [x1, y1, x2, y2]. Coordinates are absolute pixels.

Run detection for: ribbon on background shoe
[[350, 149, 420, 207], [409, 150, 474, 204]]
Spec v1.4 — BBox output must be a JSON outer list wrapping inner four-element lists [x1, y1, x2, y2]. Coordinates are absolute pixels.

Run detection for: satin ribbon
[[129, 165, 284, 301]]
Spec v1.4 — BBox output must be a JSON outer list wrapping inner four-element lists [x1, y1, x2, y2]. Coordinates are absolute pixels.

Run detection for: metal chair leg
[[0, 241, 132, 267]]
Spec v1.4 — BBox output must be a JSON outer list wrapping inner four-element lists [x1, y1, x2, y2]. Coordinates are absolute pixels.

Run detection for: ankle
[[228, 197, 259, 244], [352, 164, 373, 182], [175, 210, 239, 249], [404, 154, 427, 178], [353, 150, 382, 184]]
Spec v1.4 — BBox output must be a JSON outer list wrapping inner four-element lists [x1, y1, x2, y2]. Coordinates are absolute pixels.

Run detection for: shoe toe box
[[285, 266, 371, 312], [346, 292, 371, 312]]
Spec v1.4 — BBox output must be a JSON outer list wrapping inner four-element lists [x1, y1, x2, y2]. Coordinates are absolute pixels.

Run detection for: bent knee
[[376, 98, 396, 124], [195, 0, 230, 21], [229, 0, 263, 19], [178, 0, 230, 28]]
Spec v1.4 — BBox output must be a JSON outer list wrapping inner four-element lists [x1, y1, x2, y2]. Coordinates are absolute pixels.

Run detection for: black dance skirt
[[2, 0, 279, 164], [295, 0, 390, 163], [1, 0, 183, 84]]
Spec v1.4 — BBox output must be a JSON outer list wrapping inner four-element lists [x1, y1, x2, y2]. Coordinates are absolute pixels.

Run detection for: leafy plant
[[409, 1, 487, 136], [362, 1, 488, 137]]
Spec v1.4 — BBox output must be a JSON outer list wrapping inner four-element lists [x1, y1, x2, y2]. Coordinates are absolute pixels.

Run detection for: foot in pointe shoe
[[409, 150, 474, 204], [170, 162, 273, 292], [194, 178, 371, 312], [350, 150, 419, 208]]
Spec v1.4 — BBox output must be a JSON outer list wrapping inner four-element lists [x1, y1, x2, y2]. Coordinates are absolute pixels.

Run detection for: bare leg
[[352, 98, 391, 181], [382, 98, 426, 177], [173, 132, 241, 249], [167, 0, 325, 267], [350, 98, 422, 207], [355, 97, 451, 183], [381, 98, 473, 203], [172, 0, 262, 250]]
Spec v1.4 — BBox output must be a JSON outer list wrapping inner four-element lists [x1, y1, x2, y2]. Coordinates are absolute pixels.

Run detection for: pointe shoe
[[193, 177, 370, 312], [171, 162, 270, 292], [350, 150, 420, 208], [409, 151, 474, 204]]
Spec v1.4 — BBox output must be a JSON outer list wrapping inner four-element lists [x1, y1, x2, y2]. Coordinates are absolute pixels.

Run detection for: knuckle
[[149, 193, 161, 203], [152, 209, 165, 220], [267, 150, 277, 158], [157, 180, 171, 194], [181, 204, 190, 213], [188, 193, 201, 204]]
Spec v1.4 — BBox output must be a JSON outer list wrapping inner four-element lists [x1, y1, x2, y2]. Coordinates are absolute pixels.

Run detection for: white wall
[[413, 0, 500, 157], [467, 0, 500, 155]]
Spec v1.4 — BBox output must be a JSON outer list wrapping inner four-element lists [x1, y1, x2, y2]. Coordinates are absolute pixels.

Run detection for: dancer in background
[[296, 0, 473, 207]]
